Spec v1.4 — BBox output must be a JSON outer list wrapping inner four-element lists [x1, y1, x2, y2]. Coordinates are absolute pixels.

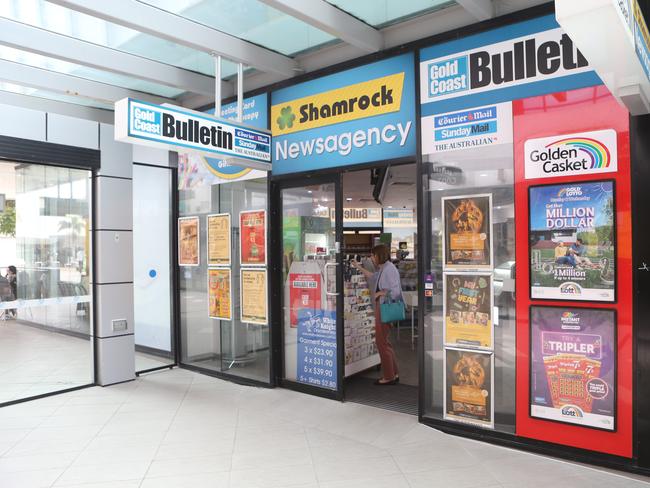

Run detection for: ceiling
[[0, 0, 548, 118]]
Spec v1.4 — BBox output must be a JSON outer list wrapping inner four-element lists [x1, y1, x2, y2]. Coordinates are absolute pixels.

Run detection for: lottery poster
[[443, 273, 493, 350], [240, 268, 267, 325], [529, 181, 615, 302], [240, 210, 266, 266], [444, 348, 494, 429], [178, 217, 199, 266], [530, 306, 616, 431], [207, 213, 231, 266], [442, 194, 492, 269], [208, 268, 232, 321]]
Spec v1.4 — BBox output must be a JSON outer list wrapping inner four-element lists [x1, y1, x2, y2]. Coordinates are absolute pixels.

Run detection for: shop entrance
[[272, 163, 418, 413]]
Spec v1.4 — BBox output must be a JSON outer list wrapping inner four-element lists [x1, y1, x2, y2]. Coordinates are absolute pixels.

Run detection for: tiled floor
[[0, 368, 647, 488]]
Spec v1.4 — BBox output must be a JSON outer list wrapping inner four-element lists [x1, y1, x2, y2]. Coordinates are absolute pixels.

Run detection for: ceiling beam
[[258, 0, 383, 53], [0, 90, 114, 124], [47, 0, 299, 77], [0, 18, 219, 97], [0, 59, 172, 106], [456, 0, 495, 21]]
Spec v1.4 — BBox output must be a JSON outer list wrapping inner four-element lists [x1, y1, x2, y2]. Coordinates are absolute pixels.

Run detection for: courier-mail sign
[[115, 98, 271, 165]]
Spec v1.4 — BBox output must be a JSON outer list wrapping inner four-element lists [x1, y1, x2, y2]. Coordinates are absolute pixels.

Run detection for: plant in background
[[0, 201, 15, 237]]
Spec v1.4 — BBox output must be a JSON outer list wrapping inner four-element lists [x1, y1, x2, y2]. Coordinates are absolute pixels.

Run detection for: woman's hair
[[7, 266, 16, 274], [372, 244, 391, 265]]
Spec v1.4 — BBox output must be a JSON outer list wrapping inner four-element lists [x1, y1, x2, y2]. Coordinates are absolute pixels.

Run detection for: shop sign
[[419, 16, 600, 144], [332, 208, 382, 227], [178, 95, 269, 189], [383, 209, 415, 227], [115, 98, 271, 165], [524, 129, 618, 180], [633, 0, 650, 81], [422, 102, 513, 154], [529, 180, 616, 302], [530, 306, 616, 431], [420, 22, 592, 105], [271, 54, 416, 175]]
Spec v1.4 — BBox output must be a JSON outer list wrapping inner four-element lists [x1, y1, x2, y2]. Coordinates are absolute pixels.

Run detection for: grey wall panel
[[96, 282, 135, 338], [0, 103, 46, 141], [96, 335, 135, 386], [99, 123, 132, 178], [132, 145, 171, 167], [95, 230, 134, 284], [95, 176, 133, 231], [47, 113, 99, 149]]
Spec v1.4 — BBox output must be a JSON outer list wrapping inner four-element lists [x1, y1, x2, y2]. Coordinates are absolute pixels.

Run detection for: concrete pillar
[[94, 123, 135, 386]]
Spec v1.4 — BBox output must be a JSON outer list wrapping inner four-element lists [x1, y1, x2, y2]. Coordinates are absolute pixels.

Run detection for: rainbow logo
[[546, 137, 611, 170], [562, 312, 578, 319]]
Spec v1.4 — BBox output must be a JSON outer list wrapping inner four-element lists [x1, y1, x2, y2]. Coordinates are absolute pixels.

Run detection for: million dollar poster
[[529, 181, 615, 302], [240, 210, 266, 266]]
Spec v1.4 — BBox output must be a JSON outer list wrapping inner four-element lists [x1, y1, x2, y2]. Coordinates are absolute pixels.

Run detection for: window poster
[[178, 216, 199, 266], [289, 273, 321, 328], [240, 210, 266, 266], [208, 268, 232, 321], [442, 194, 492, 269], [207, 213, 231, 266], [530, 306, 616, 431], [443, 273, 493, 350], [444, 348, 494, 428], [240, 268, 267, 325], [297, 308, 337, 390], [529, 181, 615, 302]]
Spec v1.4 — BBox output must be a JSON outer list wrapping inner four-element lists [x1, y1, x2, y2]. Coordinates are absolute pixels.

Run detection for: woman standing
[[352, 244, 402, 385]]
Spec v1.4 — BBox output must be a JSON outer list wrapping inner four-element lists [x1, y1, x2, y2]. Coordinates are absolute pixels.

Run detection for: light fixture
[[322, 198, 328, 202], [346, 197, 353, 201], [388, 205, 393, 209], [358, 230, 379, 234], [307, 190, 312, 194], [480, 173, 488, 177]]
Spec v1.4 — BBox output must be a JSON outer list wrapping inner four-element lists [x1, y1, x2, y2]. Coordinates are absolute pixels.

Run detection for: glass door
[[277, 177, 343, 398]]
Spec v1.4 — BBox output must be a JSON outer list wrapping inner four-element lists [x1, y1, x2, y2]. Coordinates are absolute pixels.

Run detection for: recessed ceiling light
[[346, 197, 352, 201], [480, 173, 488, 177], [388, 206, 393, 209], [307, 190, 312, 194]]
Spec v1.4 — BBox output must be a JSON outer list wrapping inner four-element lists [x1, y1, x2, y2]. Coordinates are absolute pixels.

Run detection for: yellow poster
[[241, 269, 267, 325], [443, 273, 493, 350], [208, 268, 231, 321], [178, 217, 199, 266], [207, 213, 231, 266]]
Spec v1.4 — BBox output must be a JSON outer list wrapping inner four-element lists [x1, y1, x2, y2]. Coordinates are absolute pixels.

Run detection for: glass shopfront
[[177, 95, 271, 384], [0, 162, 94, 404]]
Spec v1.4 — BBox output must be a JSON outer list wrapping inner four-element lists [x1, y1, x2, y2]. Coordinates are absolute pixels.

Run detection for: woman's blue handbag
[[380, 291, 406, 324]]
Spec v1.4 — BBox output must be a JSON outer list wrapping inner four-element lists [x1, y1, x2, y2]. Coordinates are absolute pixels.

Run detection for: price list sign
[[297, 309, 337, 390]]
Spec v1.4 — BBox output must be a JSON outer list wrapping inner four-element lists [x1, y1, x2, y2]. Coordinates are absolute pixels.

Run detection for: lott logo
[[561, 405, 584, 418], [560, 282, 581, 296], [524, 129, 618, 180]]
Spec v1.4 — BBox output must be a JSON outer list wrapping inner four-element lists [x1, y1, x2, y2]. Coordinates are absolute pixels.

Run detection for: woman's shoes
[[374, 377, 398, 386]]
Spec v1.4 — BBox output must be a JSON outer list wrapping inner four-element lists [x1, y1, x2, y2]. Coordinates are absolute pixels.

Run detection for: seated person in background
[[569, 238, 596, 268], [554, 242, 576, 267]]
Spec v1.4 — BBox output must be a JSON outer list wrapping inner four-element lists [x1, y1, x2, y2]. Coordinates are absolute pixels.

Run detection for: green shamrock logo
[[277, 106, 295, 130]]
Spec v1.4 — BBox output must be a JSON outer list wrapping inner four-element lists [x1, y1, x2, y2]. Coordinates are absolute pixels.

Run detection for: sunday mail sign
[[115, 98, 271, 165]]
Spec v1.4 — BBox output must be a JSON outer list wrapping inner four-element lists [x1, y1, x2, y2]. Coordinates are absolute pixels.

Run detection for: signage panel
[[271, 54, 416, 175], [115, 98, 271, 165], [524, 129, 618, 180]]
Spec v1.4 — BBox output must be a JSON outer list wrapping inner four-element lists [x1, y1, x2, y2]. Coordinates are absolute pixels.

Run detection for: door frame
[[270, 172, 345, 401]]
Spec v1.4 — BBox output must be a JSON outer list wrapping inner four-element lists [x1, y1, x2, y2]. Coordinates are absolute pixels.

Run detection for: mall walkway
[[0, 368, 646, 488]]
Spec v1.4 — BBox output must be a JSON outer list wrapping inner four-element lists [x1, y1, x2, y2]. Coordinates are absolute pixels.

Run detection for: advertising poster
[[530, 306, 616, 431], [529, 181, 615, 302], [443, 273, 493, 349], [444, 348, 494, 428], [178, 217, 199, 266], [208, 268, 232, 321], [207, 214, 231, 266], [240, 210, 266, 266], [297, 308, 337, 390], [289, 273, 322, 328], [240, 269, 267, 325], [442, 194, 492, 269]]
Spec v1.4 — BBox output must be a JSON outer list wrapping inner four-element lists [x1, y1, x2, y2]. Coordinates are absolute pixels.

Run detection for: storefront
[[169, 2, 650, 474]]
